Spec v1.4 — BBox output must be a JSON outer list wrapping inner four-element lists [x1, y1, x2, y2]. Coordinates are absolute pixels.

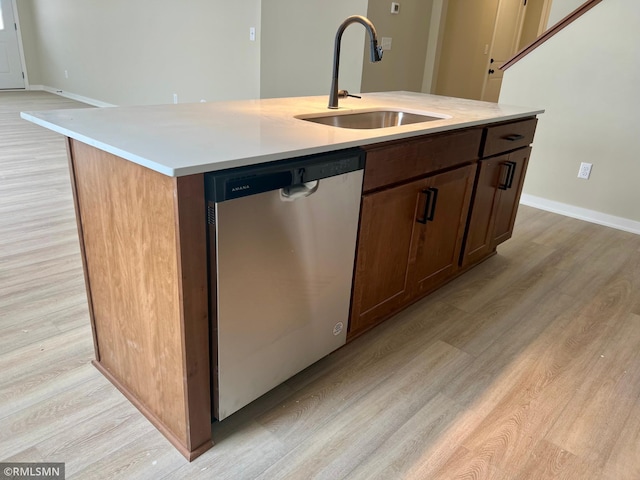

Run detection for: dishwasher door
[[211, 153, 363, 420]]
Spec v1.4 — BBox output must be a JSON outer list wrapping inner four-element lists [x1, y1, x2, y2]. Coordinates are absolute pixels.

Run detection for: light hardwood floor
[[2, 91, 640, 479]]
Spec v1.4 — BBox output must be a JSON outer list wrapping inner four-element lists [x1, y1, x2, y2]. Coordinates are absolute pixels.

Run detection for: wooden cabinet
[[349, 129, 482, 338], [461, 118, 536, 266], [462, 148, 531, 265], [412, 164, 477, 295], [362, 128, 485, 191], [350, 117, 538, 338], [481, 117, 537, 157], [492, 147, 531, 245], [66, 140, 212, 460], [350, 177, 424, 334]]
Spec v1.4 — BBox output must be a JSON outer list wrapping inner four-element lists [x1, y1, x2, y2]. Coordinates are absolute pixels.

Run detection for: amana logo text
[[231, 185, 251, 192]]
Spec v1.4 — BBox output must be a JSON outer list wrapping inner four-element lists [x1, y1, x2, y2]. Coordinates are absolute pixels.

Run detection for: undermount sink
[[296, 109, 449, 129]]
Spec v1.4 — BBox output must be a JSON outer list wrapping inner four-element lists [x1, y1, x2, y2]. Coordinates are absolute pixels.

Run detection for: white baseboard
[[520, 193, 640, 235], [29, 84, 116, 108]]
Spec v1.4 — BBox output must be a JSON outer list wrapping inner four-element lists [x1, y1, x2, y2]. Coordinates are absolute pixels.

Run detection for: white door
[[481, 0, 527, 102], [0, 0, 24, 89]]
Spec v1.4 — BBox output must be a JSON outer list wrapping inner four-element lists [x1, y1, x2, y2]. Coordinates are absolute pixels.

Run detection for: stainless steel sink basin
[[297, 110, 447, 129]]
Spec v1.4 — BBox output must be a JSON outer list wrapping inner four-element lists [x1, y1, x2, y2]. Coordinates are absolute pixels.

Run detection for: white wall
[[546, 0, 586, 27], [20, 0, 261, 106], [500, 0, 640, 227], [260, 0, 369, 99]]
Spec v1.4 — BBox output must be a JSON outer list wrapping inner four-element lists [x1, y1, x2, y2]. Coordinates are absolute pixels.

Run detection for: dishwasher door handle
[[280, 180, 319, 202]]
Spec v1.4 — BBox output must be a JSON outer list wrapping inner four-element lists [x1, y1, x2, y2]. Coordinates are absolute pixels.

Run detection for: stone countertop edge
[[20, 91, 544, 177]]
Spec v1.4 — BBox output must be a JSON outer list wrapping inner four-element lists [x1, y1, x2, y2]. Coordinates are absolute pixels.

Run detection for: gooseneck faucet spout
[[328, 15, 383, 109]]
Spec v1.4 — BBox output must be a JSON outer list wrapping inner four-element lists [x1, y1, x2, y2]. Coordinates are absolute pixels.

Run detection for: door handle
[[498, 162, 516, 190], [416, 187, 439, 224], [488, 69, 495, 74]]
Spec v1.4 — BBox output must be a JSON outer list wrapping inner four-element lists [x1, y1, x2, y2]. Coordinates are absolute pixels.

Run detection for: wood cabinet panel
[[461, 147, 532, 266], [461, 156, 505, 266], [482, 117, 537, 157], [350, 164, 477, 338], [412, 164, 477, 295], [492, 147, 531, 246], [349, 178, 426, 335], [68, 140, 211, 460], [362, 128, 482, 192], [174, 174, 213, 455]]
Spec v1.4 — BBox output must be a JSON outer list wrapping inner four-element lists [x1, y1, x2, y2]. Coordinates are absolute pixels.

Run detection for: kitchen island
[[21, 91, 543, 460]]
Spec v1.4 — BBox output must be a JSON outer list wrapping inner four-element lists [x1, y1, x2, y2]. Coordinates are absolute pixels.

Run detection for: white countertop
[[21, 91, 543, 177]]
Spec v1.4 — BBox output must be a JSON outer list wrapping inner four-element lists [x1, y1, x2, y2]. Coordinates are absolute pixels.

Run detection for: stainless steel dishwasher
[[205, 148, 364, 420]]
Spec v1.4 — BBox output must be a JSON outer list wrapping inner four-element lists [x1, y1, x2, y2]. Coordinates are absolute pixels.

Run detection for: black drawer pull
[[498, 161, 516, 190], [504, 133, 525, 142], [417, 187, 439, 224]]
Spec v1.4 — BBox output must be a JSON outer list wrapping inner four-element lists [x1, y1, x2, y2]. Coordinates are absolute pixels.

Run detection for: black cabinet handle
[[427, 187, 438, 221], [498, 161, 516, 190], [416, 188, 431, 224], [417, 187, 439, 224], [504, 133, 525, 142], [505, 161, 517, 189]]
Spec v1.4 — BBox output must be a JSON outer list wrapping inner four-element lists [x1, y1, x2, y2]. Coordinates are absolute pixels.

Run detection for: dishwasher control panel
[[205, 148, 364, 203], [302, 157, 362, 183]]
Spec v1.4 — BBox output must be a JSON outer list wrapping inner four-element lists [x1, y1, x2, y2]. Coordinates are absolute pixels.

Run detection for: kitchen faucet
[[328, 15, 383, 109]]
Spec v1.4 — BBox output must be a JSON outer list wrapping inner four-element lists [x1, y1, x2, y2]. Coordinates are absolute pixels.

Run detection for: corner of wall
[[521, 194, 640, 235]]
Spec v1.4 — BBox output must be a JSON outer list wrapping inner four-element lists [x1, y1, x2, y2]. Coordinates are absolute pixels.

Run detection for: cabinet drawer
[[481, 118, 537, 158], [362, 128, 482, 192]]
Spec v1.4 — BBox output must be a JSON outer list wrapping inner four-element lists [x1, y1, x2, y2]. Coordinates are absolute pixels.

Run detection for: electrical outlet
[[64, 70, 68, 79], [578, 162, 592, 179], [173, 93, 178, 104], [249, 27, 256, 42], [381, 37, 392, 51], [391, 2, 400, 14]]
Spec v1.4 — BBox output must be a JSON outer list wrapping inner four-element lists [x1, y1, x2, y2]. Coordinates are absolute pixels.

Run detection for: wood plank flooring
[[2, 91, 640, 479]]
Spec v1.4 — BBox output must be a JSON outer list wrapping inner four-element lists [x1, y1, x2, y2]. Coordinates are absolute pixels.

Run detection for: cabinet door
[[461, 155, 507, 267], [411, 164, 477, 296], [349, 177, 428, 336], [492, 147, 531, 246]]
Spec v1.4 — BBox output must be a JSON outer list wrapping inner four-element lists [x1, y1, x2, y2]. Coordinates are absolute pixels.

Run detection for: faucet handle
[[338, 90, 362, 99]]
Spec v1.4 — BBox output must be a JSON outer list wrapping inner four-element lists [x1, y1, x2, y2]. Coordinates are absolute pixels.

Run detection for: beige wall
[[434, 0, 499, 100], [518, 0, 548, 50], [500, 0, 640, 224], [360, 0, 433, 93], [18, 0, 435, 104], [260, 0, 368, 99], [14, 0, 40, 85], [19, 0, 261, 106], [421, 0, 447, 94]]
